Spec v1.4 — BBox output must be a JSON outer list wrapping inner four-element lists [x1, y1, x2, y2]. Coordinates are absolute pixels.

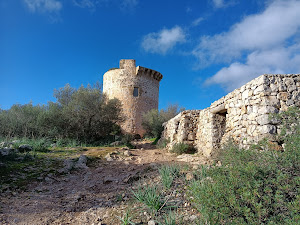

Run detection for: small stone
[[185, 172, 194, 181], [148, 220, 156, 225], [74, 155, 88, 169], [0, 148, 14, 156], [104, 153, 113, 161], [190, 215, 198, 221], [192, 165, 199, 170], [18, 144, 33, 152], [144, 211, 151, 220], [123, 150, 132, 156], [106, 157, 113, 162]]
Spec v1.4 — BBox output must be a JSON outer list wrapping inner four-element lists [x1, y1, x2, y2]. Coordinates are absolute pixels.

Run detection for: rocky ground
[[0, 140, 211, 225]]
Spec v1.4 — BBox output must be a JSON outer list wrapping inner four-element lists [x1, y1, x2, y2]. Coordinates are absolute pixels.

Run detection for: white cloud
[[72, 0, 138, 11], [191, 17, 204, 27], [212, 0, 225, 8], [205, 45, 300, 91], [121, 0, 138, 10], [24, 0, 62, 13], [212, 0, 236, 9], [141, 26, 186, 54], [193, 0, 300, 90], [73, 0, 95, 9], [186, 6, 192, 13]]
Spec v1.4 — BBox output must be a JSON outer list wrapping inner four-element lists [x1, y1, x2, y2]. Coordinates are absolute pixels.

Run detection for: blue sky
[[1, 0, 300, 110]]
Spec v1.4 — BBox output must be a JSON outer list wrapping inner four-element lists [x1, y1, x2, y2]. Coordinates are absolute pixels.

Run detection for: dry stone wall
[[162, 74, 300, 157], [103, 60, 163, 136]]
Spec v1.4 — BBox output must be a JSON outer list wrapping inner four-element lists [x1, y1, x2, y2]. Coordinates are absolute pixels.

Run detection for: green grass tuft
[[116, 211, 135, 225], [159, 165, 180, 189], [132, 185, 163, 213], [161, 211, 177, 225]]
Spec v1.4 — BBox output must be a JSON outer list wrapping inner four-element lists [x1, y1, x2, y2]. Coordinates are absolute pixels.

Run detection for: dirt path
[[0, 141, 208, 225]]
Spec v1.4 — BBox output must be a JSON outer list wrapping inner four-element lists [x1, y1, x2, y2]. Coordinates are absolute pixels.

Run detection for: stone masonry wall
[[162, 74, 300, 157], [162, 110, 201, 148], [103, 60, 163, 136]]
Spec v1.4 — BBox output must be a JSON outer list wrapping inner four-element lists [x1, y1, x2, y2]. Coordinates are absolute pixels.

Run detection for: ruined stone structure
[[103, 59, 163, 136], [162, 74, 300, 157]]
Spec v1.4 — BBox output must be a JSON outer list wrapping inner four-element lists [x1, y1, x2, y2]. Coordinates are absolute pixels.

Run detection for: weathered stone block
[[288, 85, 297, 92], [188, 133, 195, 141], [261, 96, 280, 107], [277, 92, 288, 101], [256, 115, 269, 125], [242, 90, 249, 100], [260, 125, 277, 134], [258, 106, 278, 114]]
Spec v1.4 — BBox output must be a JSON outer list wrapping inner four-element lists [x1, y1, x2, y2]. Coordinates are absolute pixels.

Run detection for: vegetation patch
[[159, 164, 180, 189], [132, 184, 164, 213], [0, 83, 122, 144], [142, 104, 184, 138], [170, 143, 196, 155], [188, 107, 300, 224]]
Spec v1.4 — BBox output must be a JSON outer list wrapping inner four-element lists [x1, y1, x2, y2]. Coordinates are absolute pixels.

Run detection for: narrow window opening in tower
[[133, 87, 139, 97]]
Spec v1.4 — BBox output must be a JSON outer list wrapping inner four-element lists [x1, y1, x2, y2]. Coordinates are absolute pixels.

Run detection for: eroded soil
[[0, 141, 209, 225]]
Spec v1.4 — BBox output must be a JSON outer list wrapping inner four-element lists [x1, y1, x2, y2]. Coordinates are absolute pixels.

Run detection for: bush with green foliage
[[142, 104, 184, 138], [170, 143, 196, 155], [156, 137, 169, 149], [0, 82, 123, 144], [189, 107, 300, 224]]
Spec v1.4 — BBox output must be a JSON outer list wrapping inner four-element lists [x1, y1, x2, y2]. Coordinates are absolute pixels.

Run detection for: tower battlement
[[136, 66, 163, 81]]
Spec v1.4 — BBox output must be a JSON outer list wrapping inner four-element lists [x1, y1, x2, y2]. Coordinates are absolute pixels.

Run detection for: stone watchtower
[[103, 59, 163, 136]]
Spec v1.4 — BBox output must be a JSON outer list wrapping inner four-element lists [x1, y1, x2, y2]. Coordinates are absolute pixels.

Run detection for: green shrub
[[30, 138, 50, 152], [120, 134, 136, 149], [170, 143, 196, 155], [156, 138, 169, 149], [142, 104, 184, 138], [189, 107, 300, 225], [0, 82, 123, 144]]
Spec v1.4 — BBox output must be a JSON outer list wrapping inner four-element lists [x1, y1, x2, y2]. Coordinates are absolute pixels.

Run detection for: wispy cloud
[[191, 17, 204, 27], [73, 0, 95, 9], [24, 0, 62, 13], [186, 6, 192, 13], [212, 0, 225, 8], [120, 0, 138, 10], [72, 0, 139, 12], [192, 0, 300, 90], [141, 26, 186, 54], [212, 0, 236, 9]]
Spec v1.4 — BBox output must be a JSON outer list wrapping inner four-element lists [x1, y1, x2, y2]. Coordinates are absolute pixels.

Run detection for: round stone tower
[[103, 59, 163, 136]]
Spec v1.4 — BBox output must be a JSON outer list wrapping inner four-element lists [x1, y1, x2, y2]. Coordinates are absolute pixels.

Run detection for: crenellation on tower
[[136, 66, 163, 81]]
